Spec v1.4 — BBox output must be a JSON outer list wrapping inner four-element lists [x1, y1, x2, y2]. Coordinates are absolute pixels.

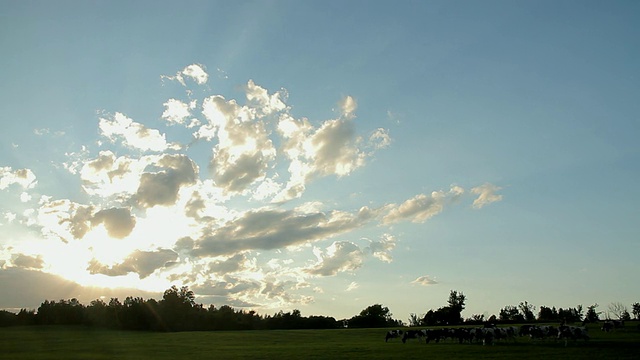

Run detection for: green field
[[1, 323, 639, 359]]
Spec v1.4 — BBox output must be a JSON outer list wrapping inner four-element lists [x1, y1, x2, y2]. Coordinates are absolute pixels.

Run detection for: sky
[[1, 0, 639, 321]]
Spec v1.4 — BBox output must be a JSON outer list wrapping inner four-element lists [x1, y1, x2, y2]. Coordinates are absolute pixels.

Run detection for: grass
[[1, 322, 639, 359]]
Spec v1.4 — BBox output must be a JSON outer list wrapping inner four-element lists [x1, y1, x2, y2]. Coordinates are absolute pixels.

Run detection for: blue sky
[[1, 0, 638, 321]]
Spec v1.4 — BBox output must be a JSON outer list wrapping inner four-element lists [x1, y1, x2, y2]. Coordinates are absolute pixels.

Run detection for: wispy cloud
[[471, 183, 503, 209]]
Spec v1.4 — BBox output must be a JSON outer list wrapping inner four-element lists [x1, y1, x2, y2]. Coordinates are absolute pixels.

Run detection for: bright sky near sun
[[1, 1, 639, 321]]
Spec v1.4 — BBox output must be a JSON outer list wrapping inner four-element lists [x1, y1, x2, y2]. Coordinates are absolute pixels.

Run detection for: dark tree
[[518, 301, 536, 322], [538, 306, 558, 322], [632, 302, 640, 320], [499, 305, 524, 322], [585, 304, 601, 323], [348, 304, 398, 328]]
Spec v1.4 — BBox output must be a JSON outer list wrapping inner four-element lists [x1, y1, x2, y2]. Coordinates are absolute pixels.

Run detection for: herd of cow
[[384, 323, 592, 346]]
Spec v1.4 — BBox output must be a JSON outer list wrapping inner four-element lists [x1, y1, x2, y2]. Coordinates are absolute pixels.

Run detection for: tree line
[[1, 286, 639, 331]]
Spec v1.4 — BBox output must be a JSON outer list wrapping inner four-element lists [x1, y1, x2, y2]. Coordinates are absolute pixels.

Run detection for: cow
[[558, 325, 589, 346], [601, 321, 614, 332], [385, 329, 403, 342], [402, 329, 426, 343]]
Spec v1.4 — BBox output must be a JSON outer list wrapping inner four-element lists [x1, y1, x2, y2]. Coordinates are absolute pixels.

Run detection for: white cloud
[[161, 99, 192, 126], [0, 167, 37, 190], [367, 233, 397, 263], [411, 275, 438, 286], [181, 64, 208, 85], [163, 64, 209, 86], [306, 241, 365, 276], [382, 186, 464, 224], [369, 128, 391, 150], [471, 183, 503, 209], [99, 112, 176, 152], [346, 281, 359, 291]]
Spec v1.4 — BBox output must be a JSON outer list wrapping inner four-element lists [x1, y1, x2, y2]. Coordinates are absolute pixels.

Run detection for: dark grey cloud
[[87, 249, 178, 278], [0, 268, 160, 310], [136, 154, 197, 208], [91, 207, 136, 239], [11, 254, 44, 269], [191, 206, 376, 257]]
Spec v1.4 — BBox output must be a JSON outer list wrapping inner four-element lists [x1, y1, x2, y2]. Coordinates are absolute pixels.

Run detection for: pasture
[[1, 322, 639, 359]]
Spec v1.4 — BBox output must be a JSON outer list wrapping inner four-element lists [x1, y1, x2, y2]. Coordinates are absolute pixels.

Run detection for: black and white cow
[[385, 329, 403, 342], [402, 329, 427, 343], [558, 325, 589, 346]]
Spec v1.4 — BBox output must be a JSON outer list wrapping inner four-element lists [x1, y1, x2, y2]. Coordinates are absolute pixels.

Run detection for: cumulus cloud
[[0, 64, 504, 314], [91, 208, 136, 239], [411, 275, 438, 286], [38, 199, 94, 241], [471, 183, 503, 209], [0, 167, 37, 190], [306, 241, 365, 276], [163, 64, 209, 86], [207, 253, 253, 274], [135, 154, 198, 208], [87, 249, 178, 278], [162, 99, 199, 127], [99, 112, 178, 152], [11, 254, 44, 269], [367, 234, 397, 263]]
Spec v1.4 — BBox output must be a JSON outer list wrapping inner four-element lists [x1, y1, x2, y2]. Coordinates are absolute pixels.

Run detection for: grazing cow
[[602, 321, 614, 332], [558, 325, 589, 346], [402, 329, 426, 343], [385, 329, 403, 342]]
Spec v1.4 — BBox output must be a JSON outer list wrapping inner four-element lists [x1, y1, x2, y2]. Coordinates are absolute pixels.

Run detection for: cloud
[[91, 208, 136, 239], [191, 206, 375, 257], [163, 64, 209, 86], [135, 154, 198, 208], [38, 199, 94, 240], [0, 268, 160, 310], [367, 234, 397, 263], [382, 186, 464, 224], [201, 94, 277, 194], [87, 249, 178, 279], [306, 241, 365, 276], [471, 183, 503, 209], [207, 253, 253, 274], [181, 64, 209, 85], [411, 275, 438, 286], [369, 128, 391, 150], [99, 112, 177, 152], [162, 99, 198, 127], [11, 254, 44, 269], [0, 167, 37, 190], [346, 281, 359, 291]]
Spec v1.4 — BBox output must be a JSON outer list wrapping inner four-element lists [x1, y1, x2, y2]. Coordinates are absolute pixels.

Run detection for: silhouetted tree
[[585, 304, 601, 322], [607, 302, 628, 321], [464, 314, 485, 325], [518, 301, 536, 322], [408, 313, 421, 327], [499, 305, 524, 322], [538, 306, 558, 322], [348, 304, 399, 328], [632, 302, 640, 320]]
